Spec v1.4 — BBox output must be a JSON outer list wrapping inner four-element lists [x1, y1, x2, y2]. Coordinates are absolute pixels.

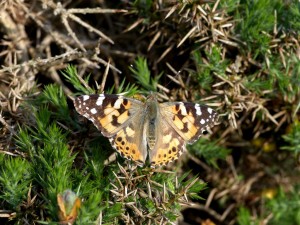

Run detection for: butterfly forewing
[[74, 94, 143, 136], [160, 102, 218, 144], [74, 94, 148, 163]]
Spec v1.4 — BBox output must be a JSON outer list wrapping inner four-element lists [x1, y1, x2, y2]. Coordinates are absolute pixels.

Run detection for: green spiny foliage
[[107, 77, 139, 96], [1, 0, 299, 224], [244, 72, 274, 95], [178, 172, 206, 201], [133, 0, 153, 18], [63, 65, 139, 96], [62, 65, 94, 95], [220, 0, 240, 14], [12, 85, 112, 223], [276, 0, 300, 32], [189, 138, 230, 168], [269, 55, 300, 102], [15, 127, 35, 155], [129, 56, 161, 92], [15, 89, 74, 219], [190, 47, 228, 92], [190, 51, 215, 91], [236, 0, 278, 56], [203, 46, 228, 76], [267, 187, 300, 225], [237, 207, 260, 225], [0, 156, 32, 209], [236, 0, 299, 57], [282, 121, 300, 154]]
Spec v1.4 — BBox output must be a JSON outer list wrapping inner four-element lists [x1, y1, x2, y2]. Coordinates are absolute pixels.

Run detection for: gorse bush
[[0, 0, 299, 224]]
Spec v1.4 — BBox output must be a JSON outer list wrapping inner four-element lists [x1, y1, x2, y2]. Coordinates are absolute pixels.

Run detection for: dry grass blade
[[148, 31, 161, 51], [123, 18, 144, 33], [157, 44, 174, 63], [99, 60, 110, 92], [61, 15, 86, 51], [68, 8, 128, 14], [177, 26, 197, 47], [68, 14, 114, 44]]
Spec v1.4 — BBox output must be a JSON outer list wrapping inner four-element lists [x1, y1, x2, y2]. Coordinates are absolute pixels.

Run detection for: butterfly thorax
[[144, 99, 159, 151]]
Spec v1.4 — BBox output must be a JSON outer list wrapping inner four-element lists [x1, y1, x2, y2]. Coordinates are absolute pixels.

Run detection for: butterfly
[[74, 93, 218, 167]]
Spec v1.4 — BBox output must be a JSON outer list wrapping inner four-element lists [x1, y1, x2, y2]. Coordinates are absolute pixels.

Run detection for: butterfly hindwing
[[109, 119, 147, 165], [149, 118, 186, 166]]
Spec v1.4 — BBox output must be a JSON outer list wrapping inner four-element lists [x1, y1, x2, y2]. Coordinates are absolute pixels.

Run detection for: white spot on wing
[[200, 119, 205, 124], [162, 134, 172, 143], [208, 108, 213, 114], [125, 126, 135, 137], [179, 103, 187, 115], [96, 95, 105, 106], [114, 97, 123, 109], [91, 108, 97, 114], [83, 95, 90, 101], [195, 104, 202, 115]]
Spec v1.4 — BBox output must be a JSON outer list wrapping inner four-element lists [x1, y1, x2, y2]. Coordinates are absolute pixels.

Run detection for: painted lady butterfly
[[74, 93, 218, 167]]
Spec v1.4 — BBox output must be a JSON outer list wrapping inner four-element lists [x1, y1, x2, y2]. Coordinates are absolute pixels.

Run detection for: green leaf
[[129, 56, 160, 92], [62, 64, 94, 94]]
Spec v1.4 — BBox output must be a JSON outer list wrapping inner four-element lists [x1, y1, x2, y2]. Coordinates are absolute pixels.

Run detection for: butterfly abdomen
[[147, 117, 156, 150], [145, 100, 160, 151]]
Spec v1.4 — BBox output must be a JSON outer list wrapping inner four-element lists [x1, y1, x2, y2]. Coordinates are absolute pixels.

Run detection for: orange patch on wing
[[103, 107, 115, 115], [122, 100, 131, 109], [117, 111, 130, 124], [98, 116, 118, 133], [113, 131, 142, 162], [187, 126, 198, 138], [151, 138, 182, 166], [170, 105, 180, 113], [183, 117, 198, 138], [172, 116, 184, 129]]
